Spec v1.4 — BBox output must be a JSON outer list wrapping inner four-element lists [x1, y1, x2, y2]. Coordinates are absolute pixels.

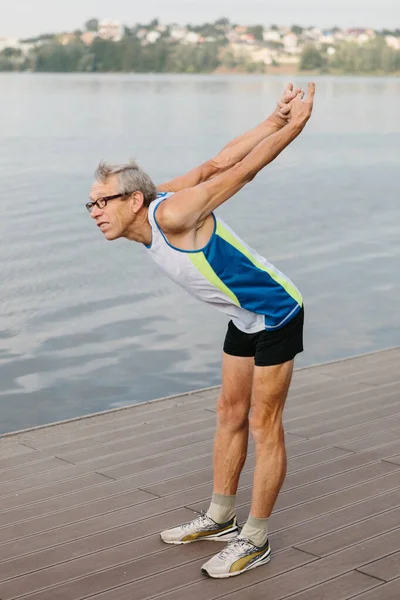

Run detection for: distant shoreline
[[213, 65, 400, 77], [1, 68, 399, 77]]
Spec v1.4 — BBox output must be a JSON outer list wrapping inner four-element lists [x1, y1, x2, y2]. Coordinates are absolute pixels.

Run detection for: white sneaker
[[160, 512, 239, 545], [201, 536, 271, 578]]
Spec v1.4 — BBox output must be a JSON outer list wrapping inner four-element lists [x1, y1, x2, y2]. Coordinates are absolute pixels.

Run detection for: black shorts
[[223, 307, 304, 367]]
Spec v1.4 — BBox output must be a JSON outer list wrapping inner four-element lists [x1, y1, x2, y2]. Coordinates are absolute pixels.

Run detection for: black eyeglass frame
[[86, 193, 125, 213]]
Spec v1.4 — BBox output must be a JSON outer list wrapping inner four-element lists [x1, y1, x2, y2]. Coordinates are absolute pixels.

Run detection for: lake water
[[0, 73, 399, 434]]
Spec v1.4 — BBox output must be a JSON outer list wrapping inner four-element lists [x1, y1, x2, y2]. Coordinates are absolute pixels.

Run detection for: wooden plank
[[99, 441, 390, 506], [5, 410, 230, 473], [9, 449, 380, 545], [94, 434, 307, 482], [356, 370, 400, 387], [22, 404, 216, 452], [96, 452, 215, 492], [0, 479, 222, 544], [0, 442, 36, 460], [137, 550, 317, 600], [235, 470, 400, 533], [288, 370, 335, 387], [0, 349, 398, 600], [337, 429, 400, 453], [188, 461, 400, 515], [0, 445, 354, 543], [318, 360, 400, 384], [295, 506, 400, 557], [94, 435, 334, 482], [0, 463, 112, 498], [275, 571, 381, 600], [26, 380, 391, 465], [286, 414, 400, 453], [283, 451, 396, 492], [0, 457, 73, 484], [4, 458, 400, 580], [288, 404, 400, 439], [0, 449, 55, 472], [358, 551, 400, 582], [27, 548, 316, 600], [12, 392, 215, 448], [0, 531, 165, 584], [365, 440, 400, 462], [347, 577, 400, 599], [316, 349, 400, 376], [0, 477, 158, 527], [286, 380, 371, 407], [47, 519, 400, 600], [0, 525, 185, 584], [0, 537, 214, 599], [200, 527, 400, 600], [385, 455, 400, 466], [284, 390, 400, 430], [0, 472, 111, 511], [143, 446, 350, 498], [58, 416, 216, 464], [0, 507, 195, 563], [0, 489, 156, 543], [5, 487, 400, 586], [94, 438, 214, 477], [225, 454, 395, 509], [285, 379, 400, 418], [269, 487, 400, 554]]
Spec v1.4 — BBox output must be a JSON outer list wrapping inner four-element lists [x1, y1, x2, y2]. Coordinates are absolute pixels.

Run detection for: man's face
[[89, 176, 134, 241]]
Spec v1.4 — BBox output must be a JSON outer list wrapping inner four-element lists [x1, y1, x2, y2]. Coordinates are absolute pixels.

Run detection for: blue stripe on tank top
[[203, 233, 299, 329]]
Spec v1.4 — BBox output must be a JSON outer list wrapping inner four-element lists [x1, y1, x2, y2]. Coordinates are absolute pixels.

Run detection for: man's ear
[[131, 191, 145, 213]]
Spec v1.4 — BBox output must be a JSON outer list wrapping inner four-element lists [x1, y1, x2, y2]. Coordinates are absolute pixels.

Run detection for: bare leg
[[249, 360, 294, 517], [199, 360, 295, 577], [212, 352, 254, 495]]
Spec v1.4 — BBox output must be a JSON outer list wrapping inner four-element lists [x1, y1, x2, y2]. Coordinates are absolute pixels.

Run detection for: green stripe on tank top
[[188, 252, 241, 307], [215, 221, 303, 307]]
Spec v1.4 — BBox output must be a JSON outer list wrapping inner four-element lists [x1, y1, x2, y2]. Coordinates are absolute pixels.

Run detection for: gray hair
[[95, 160, 157, 207]]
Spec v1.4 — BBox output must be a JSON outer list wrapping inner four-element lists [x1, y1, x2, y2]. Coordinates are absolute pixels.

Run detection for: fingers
[[282, 91, 297, 103], [285, 83, 301, 93], [282, 87, 304, 103], [305, 82, 316, 105], [279, 105, 290, 116], [278, 100, 290, 112]]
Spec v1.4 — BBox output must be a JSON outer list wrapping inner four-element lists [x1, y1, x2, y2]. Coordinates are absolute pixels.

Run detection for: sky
[[1, 0, 398, 38]]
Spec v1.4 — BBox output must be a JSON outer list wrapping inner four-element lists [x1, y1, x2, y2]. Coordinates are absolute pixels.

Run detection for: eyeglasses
[[86, 193, 125, 214]]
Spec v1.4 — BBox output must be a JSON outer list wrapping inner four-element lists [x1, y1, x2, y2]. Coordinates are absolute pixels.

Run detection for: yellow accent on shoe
[[182, 522, 236, 542], [229, 549, 266, 573]]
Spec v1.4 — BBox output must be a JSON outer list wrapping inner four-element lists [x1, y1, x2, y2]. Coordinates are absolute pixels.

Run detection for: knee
[[249, 409, 284, 445], [217, 394, 249, 432]]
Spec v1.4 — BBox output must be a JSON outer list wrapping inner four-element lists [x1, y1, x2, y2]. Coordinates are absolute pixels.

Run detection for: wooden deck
[[0, 348, 400, 600]]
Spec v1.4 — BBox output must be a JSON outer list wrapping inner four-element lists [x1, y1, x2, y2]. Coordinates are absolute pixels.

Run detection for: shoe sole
[[201, 554, 271, 578], [161, 531, 239, 545]]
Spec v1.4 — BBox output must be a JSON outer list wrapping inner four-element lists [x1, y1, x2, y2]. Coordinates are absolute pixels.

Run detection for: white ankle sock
[[206, 493, 236, 524], [240, 515, 269, 547]]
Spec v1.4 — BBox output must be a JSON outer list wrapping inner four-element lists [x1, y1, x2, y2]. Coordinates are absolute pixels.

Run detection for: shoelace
[[219, 537, 254, 560], [180, 511, 210, 531]]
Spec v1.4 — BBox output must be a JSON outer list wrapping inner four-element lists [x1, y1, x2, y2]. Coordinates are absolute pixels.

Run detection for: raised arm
[[157, 83, 301, 193], [158, 83, 315, 233]]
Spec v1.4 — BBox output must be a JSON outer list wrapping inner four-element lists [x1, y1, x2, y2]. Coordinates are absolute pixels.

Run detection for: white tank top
[[144, 193, 302, 333]]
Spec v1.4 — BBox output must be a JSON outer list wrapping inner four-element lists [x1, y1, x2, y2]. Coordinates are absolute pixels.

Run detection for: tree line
[[0, 29, 399, 74], [0, 37, 263, 73], [300, 37, 400, 73]]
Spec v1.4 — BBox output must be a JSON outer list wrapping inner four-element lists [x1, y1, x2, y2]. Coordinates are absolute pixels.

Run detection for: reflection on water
[[1, 74, 399, 434]]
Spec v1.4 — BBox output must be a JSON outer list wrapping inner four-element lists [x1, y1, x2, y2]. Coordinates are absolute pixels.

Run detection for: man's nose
[[90, 204, 102, 219]]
